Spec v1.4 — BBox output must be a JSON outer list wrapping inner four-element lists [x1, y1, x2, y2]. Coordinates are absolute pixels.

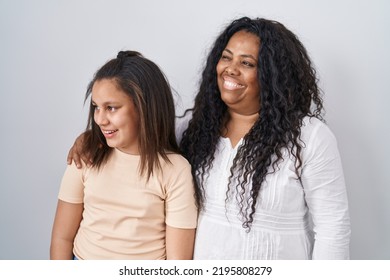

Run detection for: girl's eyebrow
[[91, 100, 120, 106]]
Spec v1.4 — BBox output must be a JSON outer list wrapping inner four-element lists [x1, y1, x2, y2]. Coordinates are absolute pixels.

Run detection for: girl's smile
[[92, 79, 140, 155]]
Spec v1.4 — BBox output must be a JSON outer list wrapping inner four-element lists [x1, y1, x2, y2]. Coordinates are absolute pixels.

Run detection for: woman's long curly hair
[[180, 17, 324, 229]]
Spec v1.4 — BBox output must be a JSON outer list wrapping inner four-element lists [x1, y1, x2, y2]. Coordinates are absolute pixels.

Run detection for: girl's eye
[[92, 105, 100, 111], [107, 106, 116, 112], [221, 54, 231, 60]]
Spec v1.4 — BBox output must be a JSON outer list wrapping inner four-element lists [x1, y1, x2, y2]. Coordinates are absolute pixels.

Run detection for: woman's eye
[[221, 54, 231, 60], [107, 106, 116, 112], [93, 105, 100, 111], [242, 60, 255, 67]]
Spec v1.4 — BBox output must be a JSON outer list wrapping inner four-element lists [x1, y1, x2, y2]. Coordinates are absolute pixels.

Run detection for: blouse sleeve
[[58, 162, 85, 204], [300, 120, 351, 259]]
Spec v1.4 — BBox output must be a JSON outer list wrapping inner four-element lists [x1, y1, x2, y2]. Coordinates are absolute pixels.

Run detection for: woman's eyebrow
[[223, 48, 257, 61]]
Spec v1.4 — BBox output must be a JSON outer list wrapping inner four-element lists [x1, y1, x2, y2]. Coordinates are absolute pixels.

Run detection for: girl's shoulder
[[165, 152, 191, 168], [156, 152, 192, 180], [157, 153, 193, 189]]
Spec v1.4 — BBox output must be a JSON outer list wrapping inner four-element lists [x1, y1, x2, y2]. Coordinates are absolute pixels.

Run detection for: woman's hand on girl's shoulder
[[67, 131, 92, 169]]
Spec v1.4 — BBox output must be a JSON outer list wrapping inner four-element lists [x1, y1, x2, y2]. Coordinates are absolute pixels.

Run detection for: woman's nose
[[225, 61, 239, 75]]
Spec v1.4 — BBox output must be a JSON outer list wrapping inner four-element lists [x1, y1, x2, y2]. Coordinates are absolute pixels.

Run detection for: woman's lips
[[222, 77, 245, 90]]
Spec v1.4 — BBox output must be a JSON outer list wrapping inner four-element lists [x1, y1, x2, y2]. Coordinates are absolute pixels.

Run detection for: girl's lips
[[102, 129, 118, 138]]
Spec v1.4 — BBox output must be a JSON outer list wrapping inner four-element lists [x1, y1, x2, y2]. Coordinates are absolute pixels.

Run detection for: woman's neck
[[222, 110, 259, 148]]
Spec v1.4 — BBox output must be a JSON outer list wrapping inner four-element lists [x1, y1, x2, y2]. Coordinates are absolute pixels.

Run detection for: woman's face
[[92, 78, 140, 155], [216, 30, 260, 115]]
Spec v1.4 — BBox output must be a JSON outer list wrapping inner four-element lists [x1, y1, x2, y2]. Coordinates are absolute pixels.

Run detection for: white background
[[0, 0, 388, 259]]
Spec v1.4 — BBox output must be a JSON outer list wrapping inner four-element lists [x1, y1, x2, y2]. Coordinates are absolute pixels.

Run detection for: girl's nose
[[94, 111, 109, 126]]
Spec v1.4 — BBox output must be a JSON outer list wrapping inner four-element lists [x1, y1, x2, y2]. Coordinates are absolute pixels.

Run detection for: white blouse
[[177, 116, 350, 259]]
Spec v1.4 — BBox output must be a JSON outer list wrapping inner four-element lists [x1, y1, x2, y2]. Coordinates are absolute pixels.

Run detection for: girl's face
[[92, 79, 140, 155], [216, 30, 261, 115]]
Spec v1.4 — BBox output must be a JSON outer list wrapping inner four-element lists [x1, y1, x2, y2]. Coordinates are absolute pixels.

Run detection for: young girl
[[50, 51, 197, 260]]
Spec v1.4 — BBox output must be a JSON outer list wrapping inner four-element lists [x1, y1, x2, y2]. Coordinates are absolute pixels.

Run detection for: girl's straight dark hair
[[83, 50, 179, 179]]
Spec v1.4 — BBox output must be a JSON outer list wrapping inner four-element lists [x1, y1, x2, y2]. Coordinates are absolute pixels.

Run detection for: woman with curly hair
[[68, 17, 350, 259]]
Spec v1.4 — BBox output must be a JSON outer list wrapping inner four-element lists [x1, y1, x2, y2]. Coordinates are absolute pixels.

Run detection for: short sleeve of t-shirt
[[163, 156, 198, 229], [58, 162, 85, 204]]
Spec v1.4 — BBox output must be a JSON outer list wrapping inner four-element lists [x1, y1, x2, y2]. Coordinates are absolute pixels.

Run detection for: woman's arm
[[50, 200, 83, 260], [301, 121, 351, 259], [165, 225, 195, 260], [66, 131, 91, 168]]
